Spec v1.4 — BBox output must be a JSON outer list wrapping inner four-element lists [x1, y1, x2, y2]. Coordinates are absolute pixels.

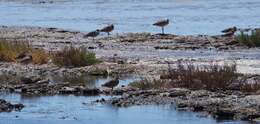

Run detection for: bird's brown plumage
[[100, 24, 114, 35], [102, 77, 119, 90], [153, 19, 170, 34], [221, 27, 237, 33], [221, 27, 237, 37], [153, 19, 169, 27]]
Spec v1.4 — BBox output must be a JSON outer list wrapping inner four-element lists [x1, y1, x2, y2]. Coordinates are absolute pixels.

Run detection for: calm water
[[0, 93, 248, 124], [0, 74, 248, 124], [0, 73, 250, 124], [0, 0, 260, 35]]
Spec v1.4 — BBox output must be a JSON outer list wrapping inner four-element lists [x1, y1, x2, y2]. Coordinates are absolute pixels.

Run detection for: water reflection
[[48, 73, 137, 88], [0, 93, 249, 124], [0, 71, 138, 90]]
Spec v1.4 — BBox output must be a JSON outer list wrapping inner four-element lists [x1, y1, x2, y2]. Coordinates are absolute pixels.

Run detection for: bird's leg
[[162, 27, 165, 35], [110, 87, 113, 96], [93, 37, 95, 42], [108, 32, 110, 40]]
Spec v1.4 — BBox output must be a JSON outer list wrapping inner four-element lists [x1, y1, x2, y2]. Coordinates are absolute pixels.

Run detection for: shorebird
[[102, 77, 119, 90], [153, 19, 170, 34], [84, 29, 100, 41], [100, 24, 114, 36], [221, 26, 237, 37]]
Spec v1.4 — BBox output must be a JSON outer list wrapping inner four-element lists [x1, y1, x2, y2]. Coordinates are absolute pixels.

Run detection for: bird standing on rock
[[153, 19, 170, 35], [100, 24, 114, 37], [84, 29, 100, 41], [102, 77, 119, 91], [221, 26, 237, 37]]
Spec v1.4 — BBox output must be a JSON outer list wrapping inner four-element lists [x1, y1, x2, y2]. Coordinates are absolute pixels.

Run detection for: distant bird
[[102, 77, 119, 90], [221, 26, 237, 37], [153, 19, 170, 34], [84, 29, 100, 41], [100, 24, 114, 36]]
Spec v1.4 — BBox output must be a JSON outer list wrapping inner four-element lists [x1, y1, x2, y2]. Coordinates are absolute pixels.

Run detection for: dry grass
[[0, 39, 30, 62], [0, 40, 101, 67], [129, 78, 166, 90], [165, 62, 239, 91], [131, 62, 260, 93], [31, 49, 49, 64], [0, 39, 49, 64], [51, 46, 101, 67]]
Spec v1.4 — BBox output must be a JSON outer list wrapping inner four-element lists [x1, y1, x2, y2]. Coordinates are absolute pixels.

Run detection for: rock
[[212, 108, 236, 120], [16, 53, 32, 64], [191, 104, 205, 112], [112, 89, 124, 95], [176, 102, 188, 109], [20, 76, 41, 84], [0, 99, 24, 112], [82, 88, 100, 96], [169, 89, 189, 97], [59, 87, 79, 94]]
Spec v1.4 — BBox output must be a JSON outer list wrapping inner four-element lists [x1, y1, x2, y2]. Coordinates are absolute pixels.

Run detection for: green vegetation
[[165, 62, 239, 91], [130, 62, 260, 92], [0, 39, 30, 62], [52, 46, 101, 67], [0, 39, 100, 67], [129, 78, 166, 90], [236, 29, 260, 47]]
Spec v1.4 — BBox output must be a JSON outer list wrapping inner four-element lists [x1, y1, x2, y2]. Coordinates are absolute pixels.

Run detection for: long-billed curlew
[[100, 24, 114, 36], [84, 29, 100, 41], [153, 19, 170, 34], [102, 77, 119, 91]]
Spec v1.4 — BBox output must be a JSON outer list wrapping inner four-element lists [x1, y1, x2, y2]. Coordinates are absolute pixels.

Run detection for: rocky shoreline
[[97, 88, 260, 121], [1, 25, 260, 122]]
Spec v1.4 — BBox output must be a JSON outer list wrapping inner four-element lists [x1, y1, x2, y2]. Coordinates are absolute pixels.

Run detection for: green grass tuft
[[52, 46, 101, 67], [236, 29, 260, 47]]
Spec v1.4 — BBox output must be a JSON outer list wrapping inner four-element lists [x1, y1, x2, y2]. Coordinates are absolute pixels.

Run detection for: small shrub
[[52, 46, 101, 67], [0, 39, 30, 62], [236, 29, 260, 47], [0, 39, 49, 64], [239, 76, 260, 92], [165, 62, 239, 91], [129, 78, 166, 90]]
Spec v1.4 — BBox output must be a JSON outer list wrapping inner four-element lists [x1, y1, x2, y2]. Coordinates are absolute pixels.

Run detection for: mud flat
[[1, 25, 260, 122], [1, 25, 260, 75], [97, 88, 260, 121]]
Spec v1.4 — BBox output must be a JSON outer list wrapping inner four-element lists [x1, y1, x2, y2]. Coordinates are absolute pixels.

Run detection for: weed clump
[[52, 46, 101, 67], [236, 29, 260, 47]]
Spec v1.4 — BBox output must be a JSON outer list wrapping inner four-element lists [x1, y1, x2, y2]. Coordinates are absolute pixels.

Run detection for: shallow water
[[0, 93, 248, 124], [0, 71, 137, 87], [0, 0, 260, 35], [48, 74, 137, 88], [0, 74, 249, 124]]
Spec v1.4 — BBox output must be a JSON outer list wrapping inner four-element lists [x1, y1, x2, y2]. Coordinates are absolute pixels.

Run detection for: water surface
[[0, 93, 248, 124], [0, 0, 260, 35]]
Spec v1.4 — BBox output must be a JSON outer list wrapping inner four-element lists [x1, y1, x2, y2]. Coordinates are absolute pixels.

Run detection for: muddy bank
[[0, 25, 245, 52], [1, 25, 260, 75], [0, 62, 140, 95], [97, 88, 260, 121]]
